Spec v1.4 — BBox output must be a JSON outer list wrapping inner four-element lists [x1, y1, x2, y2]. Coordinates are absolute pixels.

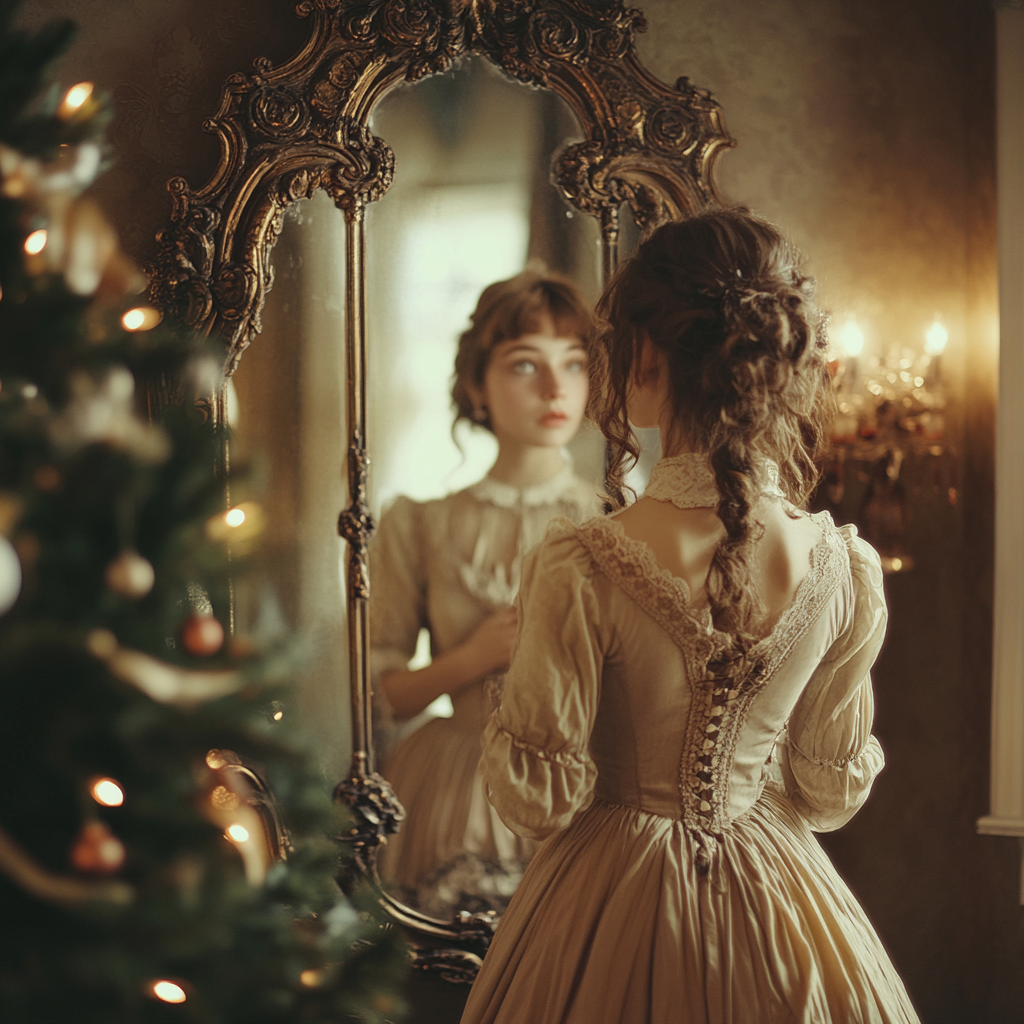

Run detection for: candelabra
[[820, 318, 954, 573]]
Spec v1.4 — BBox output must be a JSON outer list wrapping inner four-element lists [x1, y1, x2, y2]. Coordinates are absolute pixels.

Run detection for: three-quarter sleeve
[[369, 497, 427, 712], [480, 527, 602, 842], [779, 527, 887, 832]]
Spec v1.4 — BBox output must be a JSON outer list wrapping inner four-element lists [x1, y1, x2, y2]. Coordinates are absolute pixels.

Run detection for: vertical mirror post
[[338, 195, 374, 780], [601, 206, 620, 283]]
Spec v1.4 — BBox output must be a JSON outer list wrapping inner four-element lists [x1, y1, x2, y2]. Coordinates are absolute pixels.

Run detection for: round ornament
[[180, 612, 224, 657], [105, 550, 155, 599], [71, 820, 125, 875], [0, 534, 23, 615]]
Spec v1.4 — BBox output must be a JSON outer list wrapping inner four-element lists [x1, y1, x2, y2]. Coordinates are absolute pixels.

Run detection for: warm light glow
[[273, 710, 283, 721], [300, 968, 323, 987], [890, 558, 903, 572], [24, 229, 47, 255], [152, 981, 187, 1004], [90, 778, 125, 807], [226, 824, 250, 843], [22, 384, 38, 399], [925, 320, 948, 356], [839, 321, 865, 358], [224, 507, 246, 528], [121, 306, 161, 332], [62, 82, 94, 113]]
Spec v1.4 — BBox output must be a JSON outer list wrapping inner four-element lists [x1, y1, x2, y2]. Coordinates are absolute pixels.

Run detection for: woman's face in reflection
[[479, 322, 589, 450]]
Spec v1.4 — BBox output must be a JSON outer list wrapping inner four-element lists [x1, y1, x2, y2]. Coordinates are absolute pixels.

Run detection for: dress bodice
[[481, 455, 887, 847], [369, 464, 601, 728]]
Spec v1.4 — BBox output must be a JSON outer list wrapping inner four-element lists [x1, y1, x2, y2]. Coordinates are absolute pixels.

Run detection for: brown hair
[[592, 208, 834, 648], [452, 268, 594, 433]]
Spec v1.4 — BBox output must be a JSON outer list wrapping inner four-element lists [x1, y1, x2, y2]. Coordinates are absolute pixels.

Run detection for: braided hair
[[591, 208, 834, 649]]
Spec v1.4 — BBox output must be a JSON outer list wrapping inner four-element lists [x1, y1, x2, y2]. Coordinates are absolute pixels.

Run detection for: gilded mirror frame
[[146, 0, 732, 979]]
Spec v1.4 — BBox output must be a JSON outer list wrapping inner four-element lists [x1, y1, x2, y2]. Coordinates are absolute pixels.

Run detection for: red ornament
[[71, 820, 125, 874], [180, 612, 224, 657]]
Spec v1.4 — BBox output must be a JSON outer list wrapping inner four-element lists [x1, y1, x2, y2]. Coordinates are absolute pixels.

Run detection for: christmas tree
[[0, 2, 405, 1021]]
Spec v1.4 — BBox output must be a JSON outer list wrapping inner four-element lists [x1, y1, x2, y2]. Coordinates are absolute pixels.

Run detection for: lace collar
[[644, 453, 785, 509], [469, 462, 579, 510]]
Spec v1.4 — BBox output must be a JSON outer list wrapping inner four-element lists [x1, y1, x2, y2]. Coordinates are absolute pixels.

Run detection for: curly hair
[[591, 208, 835, 647], [452, 268, 594, 434]]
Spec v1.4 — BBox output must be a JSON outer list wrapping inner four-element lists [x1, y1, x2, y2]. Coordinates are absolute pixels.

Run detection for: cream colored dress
[[371, 464, 601, 918], [462, 454, 919, 1024]]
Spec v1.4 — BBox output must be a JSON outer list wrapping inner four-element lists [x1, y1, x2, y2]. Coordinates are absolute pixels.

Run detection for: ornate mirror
[[147, 0, 731, 981]]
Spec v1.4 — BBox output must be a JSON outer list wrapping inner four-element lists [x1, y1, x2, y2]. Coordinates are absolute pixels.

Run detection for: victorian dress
[[371, 464, 600, 917], [461, 453, 919, 1024]]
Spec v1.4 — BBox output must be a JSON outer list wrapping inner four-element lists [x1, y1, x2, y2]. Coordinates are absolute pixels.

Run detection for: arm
[[778, 528, 888, 832], [379, 608, 517, 720], [480, 528, 602, 841]]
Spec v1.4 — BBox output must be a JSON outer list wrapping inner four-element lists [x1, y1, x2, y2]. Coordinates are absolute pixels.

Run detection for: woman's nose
[[538, 366, 564, 398]]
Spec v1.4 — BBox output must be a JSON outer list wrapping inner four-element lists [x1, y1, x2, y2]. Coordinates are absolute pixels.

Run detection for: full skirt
[[461, 786, 919, 1024]]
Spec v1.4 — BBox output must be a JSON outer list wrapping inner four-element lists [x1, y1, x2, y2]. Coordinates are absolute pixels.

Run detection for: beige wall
[[19, 0, 1018, 1018]]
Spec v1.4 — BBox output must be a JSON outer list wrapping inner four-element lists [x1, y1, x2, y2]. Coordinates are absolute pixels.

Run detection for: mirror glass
[[228, 192, 351, 780], [365, 58, 608, 918]]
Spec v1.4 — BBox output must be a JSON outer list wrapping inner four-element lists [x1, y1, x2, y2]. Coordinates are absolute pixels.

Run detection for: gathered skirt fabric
[[378, 715, 536, 917], [461, 786, 918, 1024]]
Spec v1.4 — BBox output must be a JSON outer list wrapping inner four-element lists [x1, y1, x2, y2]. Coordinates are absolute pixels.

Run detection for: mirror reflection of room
[[364, 59, 607, 917]]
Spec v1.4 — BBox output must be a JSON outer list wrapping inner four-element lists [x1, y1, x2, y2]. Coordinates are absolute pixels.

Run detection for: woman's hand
[[379, 607, 518, 721], [461, 607, 518, 679]]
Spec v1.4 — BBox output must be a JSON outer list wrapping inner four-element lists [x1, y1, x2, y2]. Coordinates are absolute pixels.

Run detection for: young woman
[[371, 269, 601, 918], [462, 211, 920, 1023]]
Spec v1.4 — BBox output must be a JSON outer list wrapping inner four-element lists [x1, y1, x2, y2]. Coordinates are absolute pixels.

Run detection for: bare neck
[[487, 444, 568, 489]]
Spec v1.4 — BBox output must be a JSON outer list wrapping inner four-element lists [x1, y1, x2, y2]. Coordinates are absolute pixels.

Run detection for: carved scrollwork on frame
[[337, 434, 374, 600], [146, 0, 731, 380], [146, 0, 730, 984]]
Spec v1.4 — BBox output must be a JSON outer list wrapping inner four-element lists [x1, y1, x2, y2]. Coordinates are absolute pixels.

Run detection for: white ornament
[[105, 551, 155, 599], [0, 535, 22, 615]]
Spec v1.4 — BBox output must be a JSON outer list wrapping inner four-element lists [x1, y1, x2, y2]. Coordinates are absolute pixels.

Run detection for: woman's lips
[[539, 411, 569, 427]]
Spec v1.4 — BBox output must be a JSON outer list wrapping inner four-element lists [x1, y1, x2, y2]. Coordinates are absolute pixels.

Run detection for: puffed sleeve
[[480, 526, 602, 842], [778, 526, 887, 832], [369, 497, 427, 712]]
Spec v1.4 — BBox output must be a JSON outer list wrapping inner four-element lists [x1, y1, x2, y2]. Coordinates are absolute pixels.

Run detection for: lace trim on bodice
[[573, 512, 849, 841], [469, 462, 579, 510], [460, 463, 595, 608], [645, 452, 785, 509]]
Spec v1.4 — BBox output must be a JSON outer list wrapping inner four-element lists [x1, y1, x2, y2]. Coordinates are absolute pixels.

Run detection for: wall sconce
[[821, 316, 955, 573]]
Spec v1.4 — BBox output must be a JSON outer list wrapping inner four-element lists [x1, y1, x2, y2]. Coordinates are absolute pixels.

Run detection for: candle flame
[[839, 321, 864, 358], [925, 320, 948, 356]]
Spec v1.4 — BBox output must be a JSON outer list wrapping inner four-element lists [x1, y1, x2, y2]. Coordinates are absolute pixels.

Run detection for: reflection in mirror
[[229, 193, 351, 779], [365, 59, 607, 918]]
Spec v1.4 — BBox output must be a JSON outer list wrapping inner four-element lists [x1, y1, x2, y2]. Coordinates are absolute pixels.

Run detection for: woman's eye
[[567, 358, 587, 373], [511, 360, 536, 374]]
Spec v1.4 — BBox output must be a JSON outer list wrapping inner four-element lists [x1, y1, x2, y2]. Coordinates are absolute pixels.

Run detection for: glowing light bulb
[[60, 82, 94, 115], [273, 710, 283, 721], [121, 307, 161, 332], [90, 778, 124, 807], [224, 507, 246, 528], [925, 320, 948, 356], [205, 749, 227, 769], [226, 824, 250, 843], [24, 229, 47, 255], [152, 980, 187, 1004], [300, 968, 323, 987], [890, 558, 903, 572], [839, 321, 864, 358]]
